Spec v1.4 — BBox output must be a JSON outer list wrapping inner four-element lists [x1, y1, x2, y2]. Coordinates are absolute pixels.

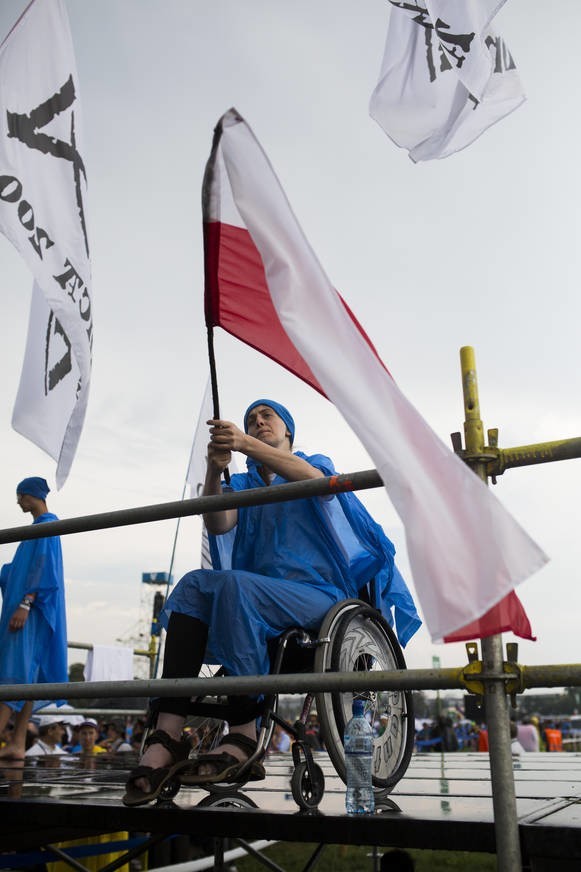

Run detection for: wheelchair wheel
[[186, 664, 230, 755], [197, 792, 259, 809], [314, 600, 414, 793], [158, 776, 181, 800], [290, 761, 325, 810], [141, 663, 227, 759], [186, 663, 277, 757], [185, 715, 225, 756]]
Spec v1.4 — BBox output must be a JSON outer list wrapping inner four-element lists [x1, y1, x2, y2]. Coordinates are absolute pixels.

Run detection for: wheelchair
[[148, 596, 415, 811]]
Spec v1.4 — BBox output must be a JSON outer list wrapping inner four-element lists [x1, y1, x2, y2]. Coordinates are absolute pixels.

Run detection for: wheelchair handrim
[[314, 600, 414, 791]]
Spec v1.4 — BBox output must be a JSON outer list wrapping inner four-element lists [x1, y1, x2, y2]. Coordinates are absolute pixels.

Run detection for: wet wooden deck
[[1, 750, 581, 867]]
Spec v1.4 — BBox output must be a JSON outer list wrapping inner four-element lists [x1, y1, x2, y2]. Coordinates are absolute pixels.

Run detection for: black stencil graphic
[[6, 75, 89, 258], [389, 1, 518, 111], [44, 310, 72, 396], [390, 2, 475, 82], [4, 75, 91, 398]]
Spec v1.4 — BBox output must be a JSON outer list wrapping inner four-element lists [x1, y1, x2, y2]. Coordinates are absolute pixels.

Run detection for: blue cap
[[16, 477, 50, 500], [243, 399, 295, 446], [352, 699, 365, 716]]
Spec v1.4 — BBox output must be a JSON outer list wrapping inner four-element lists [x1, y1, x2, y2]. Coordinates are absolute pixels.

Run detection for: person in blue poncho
[[123, 400, 420, 806], [0, 477, 67, 760]]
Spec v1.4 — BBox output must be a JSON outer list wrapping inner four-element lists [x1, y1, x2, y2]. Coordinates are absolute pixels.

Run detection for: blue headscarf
[[243, 399, 295, 446], [16, 477, 50, 500]]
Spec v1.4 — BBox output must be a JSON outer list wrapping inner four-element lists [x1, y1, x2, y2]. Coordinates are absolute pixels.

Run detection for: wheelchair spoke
[[314, 600, 414, 793]]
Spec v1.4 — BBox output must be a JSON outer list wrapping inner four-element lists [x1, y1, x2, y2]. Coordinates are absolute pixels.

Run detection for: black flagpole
[[203, 115, 230, 482], [207, 324, 230, 484], [154, 327, 226, 677]]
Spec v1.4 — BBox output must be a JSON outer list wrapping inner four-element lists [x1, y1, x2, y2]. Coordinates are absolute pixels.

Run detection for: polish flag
[[204, 172, 387, 391], [444, 590, 535, 644], [202, 108, 547, 642]]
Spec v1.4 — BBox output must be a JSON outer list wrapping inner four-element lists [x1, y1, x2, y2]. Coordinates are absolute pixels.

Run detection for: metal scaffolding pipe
[[68, 640, 152, 659], [0, 667, 466, 701], [0, 470, 383, 545], [3, 662, 581, 702], [460, 346, 521, 872], [43, 707, 146, 717], [483, 634, 521, 872], [522, 664, 581, 688], [495, 436, 581, 474]]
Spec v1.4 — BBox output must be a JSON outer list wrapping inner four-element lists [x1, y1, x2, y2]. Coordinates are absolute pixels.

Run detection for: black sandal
[[122, 729, 190, 806], [179, 732, 266, 785]]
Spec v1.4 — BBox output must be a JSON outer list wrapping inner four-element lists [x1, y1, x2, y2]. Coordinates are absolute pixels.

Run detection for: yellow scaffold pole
[[457, 346, 521, 872]]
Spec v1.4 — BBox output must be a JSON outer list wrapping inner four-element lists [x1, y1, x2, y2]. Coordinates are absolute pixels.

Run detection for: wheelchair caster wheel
[[198, 791, 258, 809], [158, 776, 180, 800], [203, 779, 246, 796], [290, 761, 325, 809]]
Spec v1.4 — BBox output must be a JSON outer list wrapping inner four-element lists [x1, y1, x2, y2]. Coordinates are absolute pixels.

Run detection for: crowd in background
[[0, 712, 145, 758], [3, 706, 573, 760], [414, 711, 572, 754], [267, 707, 576, 757]]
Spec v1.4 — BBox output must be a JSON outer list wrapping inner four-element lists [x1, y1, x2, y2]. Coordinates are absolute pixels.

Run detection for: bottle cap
[[352, 698, 365, 717]]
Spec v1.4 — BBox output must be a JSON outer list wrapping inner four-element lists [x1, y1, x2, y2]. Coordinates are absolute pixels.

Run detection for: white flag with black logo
[[0, 0, 92, 487], [185, 378, 213, 569], [186, 378, 214, 504], [370, 0, 525, 162]]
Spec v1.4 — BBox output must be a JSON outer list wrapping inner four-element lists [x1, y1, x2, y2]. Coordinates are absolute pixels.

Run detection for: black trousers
[[156, 611, 258, 725]]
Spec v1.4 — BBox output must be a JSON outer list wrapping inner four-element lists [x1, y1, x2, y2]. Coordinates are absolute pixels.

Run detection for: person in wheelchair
[[123, 399, 420, 806]]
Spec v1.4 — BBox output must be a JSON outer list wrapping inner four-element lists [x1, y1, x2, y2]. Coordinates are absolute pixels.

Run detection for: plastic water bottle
[[344, 698, 375, 814]]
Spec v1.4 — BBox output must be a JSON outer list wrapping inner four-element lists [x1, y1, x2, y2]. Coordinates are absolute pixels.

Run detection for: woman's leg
[[0, 701, 32, 759], [157, 614, 258, 778], [135, 613, 208, 786], [195, 717, 257, 777]]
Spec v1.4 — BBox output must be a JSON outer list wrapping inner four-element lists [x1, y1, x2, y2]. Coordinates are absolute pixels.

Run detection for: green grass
[[235, 842, 497, 871]]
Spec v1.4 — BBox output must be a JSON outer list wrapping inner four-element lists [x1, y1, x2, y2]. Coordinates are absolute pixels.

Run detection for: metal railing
[[68, 639, 157, 678], [3, 659, 581, 703], [0, 470, 381, 546], [68, 641, 151, 658]]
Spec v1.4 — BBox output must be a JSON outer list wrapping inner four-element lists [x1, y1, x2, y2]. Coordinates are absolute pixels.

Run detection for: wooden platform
[[1, 750, 581, 868]]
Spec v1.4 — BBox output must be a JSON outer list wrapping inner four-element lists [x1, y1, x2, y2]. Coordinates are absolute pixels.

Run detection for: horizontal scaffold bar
[[42, 707, 147, 717], [495, 436, 581, 474], [0, 470, 383, 545], [521, 664, 581, 689], [0, 667, 468, 701], [68, 640, 152, 658], [4, 662, 581, 702]]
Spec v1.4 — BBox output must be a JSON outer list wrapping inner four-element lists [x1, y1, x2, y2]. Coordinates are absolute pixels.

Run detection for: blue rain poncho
[[0, 513, 67, 711], [163, 452, 420, 677]]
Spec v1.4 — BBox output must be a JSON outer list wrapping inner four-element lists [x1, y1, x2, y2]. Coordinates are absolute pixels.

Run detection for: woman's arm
[[202, 442, 238, 535], [207, 418, 324, 482]]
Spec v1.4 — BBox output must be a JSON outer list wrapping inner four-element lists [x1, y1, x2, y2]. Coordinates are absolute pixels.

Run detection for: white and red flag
[[0, 0, 92, 487], [203, 108, 547, 643], [370, 0, 525, 162]]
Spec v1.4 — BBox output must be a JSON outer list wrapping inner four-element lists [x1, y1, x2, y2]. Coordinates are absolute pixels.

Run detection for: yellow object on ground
[[46, 832, 130, 872]]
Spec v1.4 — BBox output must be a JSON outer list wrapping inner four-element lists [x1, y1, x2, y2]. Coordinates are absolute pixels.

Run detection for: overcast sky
[[0, 0, 580, 679]]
